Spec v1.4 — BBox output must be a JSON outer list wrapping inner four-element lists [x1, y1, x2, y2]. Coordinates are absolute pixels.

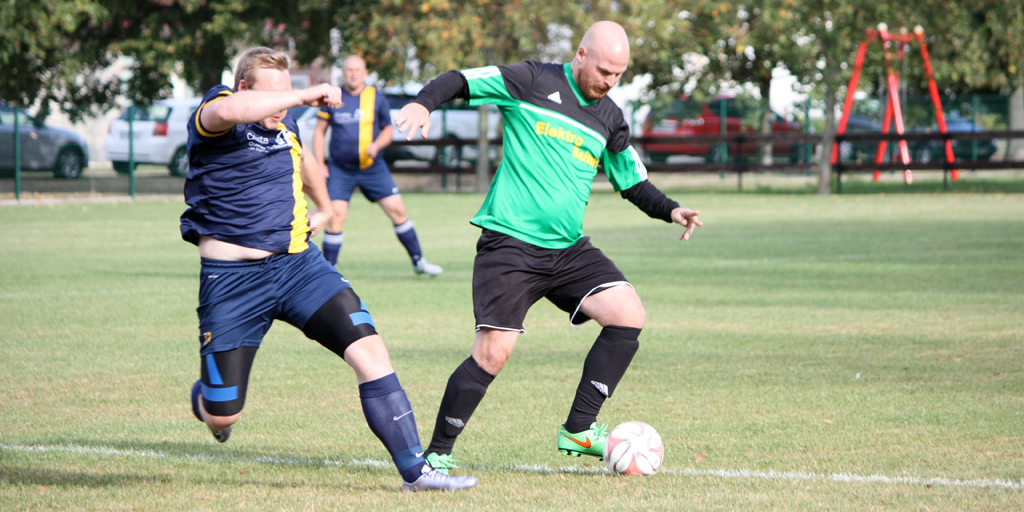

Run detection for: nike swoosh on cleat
[[567, 437, 591, 448], [393, 410, 412, 421]]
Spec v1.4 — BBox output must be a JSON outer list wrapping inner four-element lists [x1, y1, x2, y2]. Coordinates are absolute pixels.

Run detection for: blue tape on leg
[[200, 385, 238, 403], [349, 311, 375, 327], [205, 353, 224, 385]]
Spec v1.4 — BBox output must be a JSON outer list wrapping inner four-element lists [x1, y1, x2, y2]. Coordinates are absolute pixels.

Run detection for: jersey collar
[[563, 63, 597, 107]]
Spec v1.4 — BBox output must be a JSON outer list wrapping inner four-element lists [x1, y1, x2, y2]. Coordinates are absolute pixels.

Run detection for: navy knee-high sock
[[565, 326, 641, 433], [359, 373, 426, 482], [394, 220, 422, 264], [322, 231, 343, 266], [427, 356, 495, 456]]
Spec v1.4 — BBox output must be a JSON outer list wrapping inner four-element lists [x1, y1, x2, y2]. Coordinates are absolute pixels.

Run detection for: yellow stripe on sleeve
[[194, 90, 233, 138], [317, 111, 330, 120], [358, 87, 376, 169]]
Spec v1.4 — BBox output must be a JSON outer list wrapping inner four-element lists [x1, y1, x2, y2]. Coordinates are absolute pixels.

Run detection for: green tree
[[0, 0, 119, 123]]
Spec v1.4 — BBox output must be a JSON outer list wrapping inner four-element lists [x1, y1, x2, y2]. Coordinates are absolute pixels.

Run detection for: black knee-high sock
[[427, 356, 495, 455], [565, 326, 641, 433], [358, 373, 427, 483]]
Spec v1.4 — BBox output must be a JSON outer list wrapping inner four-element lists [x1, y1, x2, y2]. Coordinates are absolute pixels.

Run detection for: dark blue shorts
[[326, 160, 400, 202], [196, 244, 351, 356]]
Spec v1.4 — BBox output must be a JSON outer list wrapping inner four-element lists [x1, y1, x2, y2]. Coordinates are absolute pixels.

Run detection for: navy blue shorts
[[326, 160, 400, 202], [196, 244, 352, 356]]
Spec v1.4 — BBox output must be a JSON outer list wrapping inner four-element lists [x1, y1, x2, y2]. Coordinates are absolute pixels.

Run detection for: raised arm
[[394, 71, 470, 140], [201, 84, 342, 133]]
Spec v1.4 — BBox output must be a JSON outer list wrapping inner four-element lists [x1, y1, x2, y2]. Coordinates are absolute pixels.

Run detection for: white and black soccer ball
[[603, 421, 664, 476]]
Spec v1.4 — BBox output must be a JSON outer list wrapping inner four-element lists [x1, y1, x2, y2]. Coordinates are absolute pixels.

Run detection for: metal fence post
[[13, 105, 21, 201], [128, 106, 136, 198], [971, 94, 978, 173], [719, 97, 727, 180]]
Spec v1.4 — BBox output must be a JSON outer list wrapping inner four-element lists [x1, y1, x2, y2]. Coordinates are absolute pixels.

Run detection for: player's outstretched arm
[[620, 180, 702, 241], [670, 207, 702, 241], [395, 70, 471, 140], [299, 142, 332, 235], [201, 84, 343, 134]]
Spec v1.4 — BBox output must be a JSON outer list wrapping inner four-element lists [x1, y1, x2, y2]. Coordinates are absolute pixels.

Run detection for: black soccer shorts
[[472, 229, 630, 332]]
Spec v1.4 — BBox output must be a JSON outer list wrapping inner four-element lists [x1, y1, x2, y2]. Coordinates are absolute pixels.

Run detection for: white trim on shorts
[[475, 323, 526, 333], [569, 281, 633, 327]]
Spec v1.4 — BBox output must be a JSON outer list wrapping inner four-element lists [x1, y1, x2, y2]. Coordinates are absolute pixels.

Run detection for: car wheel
[[168, 146, 189, 176], [915, 146, 934, 165], [704, 145, 728, 164], [112, 161, 136, 174], [432, 136, 462, 167], [53, 148, 84, 179], [648, 152, 669, 164]]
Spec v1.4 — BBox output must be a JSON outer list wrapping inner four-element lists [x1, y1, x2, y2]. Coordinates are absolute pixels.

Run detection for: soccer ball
[[603, 421, 664, 476]]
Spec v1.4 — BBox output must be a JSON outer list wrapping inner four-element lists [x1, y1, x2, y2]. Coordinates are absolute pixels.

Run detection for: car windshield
[[119, 104, 172, 122], [0, 107, 34, 125]]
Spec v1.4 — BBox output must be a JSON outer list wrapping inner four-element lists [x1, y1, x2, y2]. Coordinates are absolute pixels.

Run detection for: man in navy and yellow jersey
[[180, 47, 476, 492], [395, 22, 703, 474], [312, 55, 443, 276]]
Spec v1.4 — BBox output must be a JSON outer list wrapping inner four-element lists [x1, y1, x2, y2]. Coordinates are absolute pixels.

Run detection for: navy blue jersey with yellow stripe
[[180, 85, 311, 254], [318, 86, 391, 172]]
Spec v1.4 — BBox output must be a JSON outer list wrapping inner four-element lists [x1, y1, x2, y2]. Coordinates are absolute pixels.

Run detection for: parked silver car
[[0, 103, 90, 179]]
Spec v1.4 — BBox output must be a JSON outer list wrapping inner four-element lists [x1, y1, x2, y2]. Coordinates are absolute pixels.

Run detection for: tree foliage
[[0, 0, 119, 123]]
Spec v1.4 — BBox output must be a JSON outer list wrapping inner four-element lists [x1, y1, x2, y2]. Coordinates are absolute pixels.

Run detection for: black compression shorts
[[472, 229, 630, 332]]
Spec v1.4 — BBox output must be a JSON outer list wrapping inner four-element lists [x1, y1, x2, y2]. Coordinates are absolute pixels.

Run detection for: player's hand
[[671, 207, 702, 241], [308, 209, 329, 236], [302, 84, 342, 108], [366, 142, 380, 159], [394, 102, 432, 140]]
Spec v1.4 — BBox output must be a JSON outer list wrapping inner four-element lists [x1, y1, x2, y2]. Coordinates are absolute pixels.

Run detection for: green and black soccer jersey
[[462, 62, 654, 248], [419, 62, 652, 249]]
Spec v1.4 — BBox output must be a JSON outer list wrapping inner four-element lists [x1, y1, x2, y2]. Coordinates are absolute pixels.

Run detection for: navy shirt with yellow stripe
[[180, 85, 311, 254], [318, 86, 391, 172]]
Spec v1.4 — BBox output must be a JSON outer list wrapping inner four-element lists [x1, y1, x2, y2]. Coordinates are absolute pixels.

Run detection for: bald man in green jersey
[[396, 21, 702, 474]]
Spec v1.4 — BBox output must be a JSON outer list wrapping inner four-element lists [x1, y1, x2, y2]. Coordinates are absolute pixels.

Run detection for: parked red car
[[640, 97, 803, 163]]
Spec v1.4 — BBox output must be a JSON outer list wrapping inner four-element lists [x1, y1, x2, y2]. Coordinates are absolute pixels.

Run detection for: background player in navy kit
[[395, 22, 702, 473], [312, 55, 443, 276], [181, 47, 475, 492]]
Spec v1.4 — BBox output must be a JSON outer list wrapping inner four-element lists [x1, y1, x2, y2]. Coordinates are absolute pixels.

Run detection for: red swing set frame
[[831, 24, 957, 184]]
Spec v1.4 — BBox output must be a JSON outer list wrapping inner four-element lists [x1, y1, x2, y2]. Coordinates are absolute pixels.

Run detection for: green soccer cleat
[[557, 423, 608, 460], [425, 452, 461, 476]]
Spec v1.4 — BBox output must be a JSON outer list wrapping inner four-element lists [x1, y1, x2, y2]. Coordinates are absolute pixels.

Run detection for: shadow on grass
[[2, 438, 397, 491]]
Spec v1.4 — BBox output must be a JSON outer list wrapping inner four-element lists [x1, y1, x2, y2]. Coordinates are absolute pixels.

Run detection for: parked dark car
[[641, 96, 802, 163], [837, 114, 885, 163], [911, 114, 998, 164], [0, 103, 90, 179]]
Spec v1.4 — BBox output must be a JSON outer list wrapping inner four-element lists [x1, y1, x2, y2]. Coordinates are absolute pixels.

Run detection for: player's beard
[[578, 73, 611, 101]]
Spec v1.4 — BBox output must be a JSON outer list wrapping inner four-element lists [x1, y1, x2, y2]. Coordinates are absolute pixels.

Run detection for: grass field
[[1, 190, 1023, 510]]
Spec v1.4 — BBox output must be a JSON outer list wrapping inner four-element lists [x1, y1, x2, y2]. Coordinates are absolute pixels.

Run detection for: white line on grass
[[3, 442, 1021, 491]]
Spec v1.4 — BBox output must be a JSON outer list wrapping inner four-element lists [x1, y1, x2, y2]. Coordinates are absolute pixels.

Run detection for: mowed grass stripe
[[1, 192, 1022, 510]]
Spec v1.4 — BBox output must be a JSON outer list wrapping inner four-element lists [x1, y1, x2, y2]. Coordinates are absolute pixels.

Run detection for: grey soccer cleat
[[413, 258, 443, 277], [209, 426, 231, 443], [402, 463, 478, 492]]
